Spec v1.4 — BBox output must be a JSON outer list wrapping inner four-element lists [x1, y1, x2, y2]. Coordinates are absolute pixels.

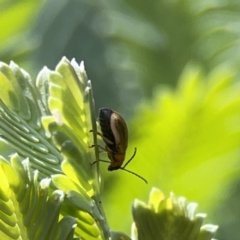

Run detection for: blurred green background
[[2, 0, 240, 239]]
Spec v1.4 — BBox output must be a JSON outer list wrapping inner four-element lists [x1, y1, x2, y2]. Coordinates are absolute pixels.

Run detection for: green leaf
[[0, 58, 220, 239], [0, 61, 62, 178], [0, 1, 40, 46], [131, 188, 218, 240], [42, 57, 110, 239], [0, 0, 42, 65], [0, 154, 77, 240], [104, 62, 239, 232]]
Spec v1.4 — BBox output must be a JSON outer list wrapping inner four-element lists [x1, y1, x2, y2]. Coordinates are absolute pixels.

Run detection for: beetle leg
[[90, 144, 109, 153], [91, 159, 111, 165], [89, 129, 102, 136], [90, 130, 114, 145]]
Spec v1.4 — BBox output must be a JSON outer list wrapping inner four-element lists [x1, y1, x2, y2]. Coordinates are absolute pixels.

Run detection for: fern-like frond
[[0, 58, 220, 239], [131, 188, 218, 240], [40, 57, 111, 239], [0, 61, 62, 178], [0, 154, 77, 240]]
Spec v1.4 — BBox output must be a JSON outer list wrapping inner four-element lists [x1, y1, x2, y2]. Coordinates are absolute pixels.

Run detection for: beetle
[[90, 108, 147, 184]]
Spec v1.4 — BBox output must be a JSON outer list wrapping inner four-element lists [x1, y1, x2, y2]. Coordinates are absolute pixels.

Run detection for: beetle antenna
[[120, 148, 147, 184], [119, 167, 148, 184], [122, 147, 137, 169]]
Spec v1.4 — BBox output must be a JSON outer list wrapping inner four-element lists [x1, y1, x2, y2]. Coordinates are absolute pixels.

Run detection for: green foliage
[[104, 62, 240, 232], [2, 0, 240, 114], [133, 62, 240, 204], [0, 61, 62, 177], [105, 0, 240, 95], [132, 188, 218, 240], [0, 154, 77, 240], [0, 0, 42, 65], [0, 58, 218, 239], [1, 0, 240, 239]]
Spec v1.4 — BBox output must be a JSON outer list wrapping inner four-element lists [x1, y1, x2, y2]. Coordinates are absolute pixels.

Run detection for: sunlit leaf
[[131, 188, 218, 240], [0, 154, 77, 240]]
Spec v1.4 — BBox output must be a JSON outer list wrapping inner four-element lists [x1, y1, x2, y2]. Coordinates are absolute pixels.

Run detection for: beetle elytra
[[90, 108, 147, 184]]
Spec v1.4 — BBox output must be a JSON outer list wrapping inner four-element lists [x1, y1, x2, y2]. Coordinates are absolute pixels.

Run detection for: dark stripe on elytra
[[99, 108, 117, 152]]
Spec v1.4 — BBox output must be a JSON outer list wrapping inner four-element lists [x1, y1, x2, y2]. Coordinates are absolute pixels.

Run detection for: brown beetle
[[90, 108, 147, 184]]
